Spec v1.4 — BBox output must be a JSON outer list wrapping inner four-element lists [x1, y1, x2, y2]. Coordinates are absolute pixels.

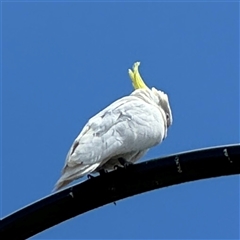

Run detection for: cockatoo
[[54, 62, 173, 191]]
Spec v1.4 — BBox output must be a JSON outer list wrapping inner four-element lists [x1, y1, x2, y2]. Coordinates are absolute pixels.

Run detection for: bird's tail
[[53, 163, 100, 192], [53, 179, 72, 192]]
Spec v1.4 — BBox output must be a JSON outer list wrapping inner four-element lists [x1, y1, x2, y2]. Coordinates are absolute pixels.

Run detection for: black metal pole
[[0, 144, 239, 240]]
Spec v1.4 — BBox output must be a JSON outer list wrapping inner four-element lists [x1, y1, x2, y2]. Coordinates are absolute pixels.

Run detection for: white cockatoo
[[54, 62, 173, 191]]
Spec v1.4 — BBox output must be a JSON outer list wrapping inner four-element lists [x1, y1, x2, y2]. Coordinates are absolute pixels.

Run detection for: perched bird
[[54, 62, 173, 191]]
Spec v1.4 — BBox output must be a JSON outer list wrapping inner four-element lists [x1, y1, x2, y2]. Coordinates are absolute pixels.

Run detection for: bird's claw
[[99, 169, 108, 176], [114, 165, 122, 170], [118, 157, 133, 168], [123, 162, 132, 168], [87, 174, 95, 179]]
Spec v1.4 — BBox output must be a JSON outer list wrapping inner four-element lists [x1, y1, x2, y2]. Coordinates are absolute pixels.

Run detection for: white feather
[[54, 87, 172, 191]]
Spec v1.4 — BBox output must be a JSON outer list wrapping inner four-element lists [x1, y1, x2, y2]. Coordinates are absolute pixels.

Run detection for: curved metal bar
[[0, 144, 240, 239]]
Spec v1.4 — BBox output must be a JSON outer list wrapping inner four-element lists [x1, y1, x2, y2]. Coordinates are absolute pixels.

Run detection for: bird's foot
[[87, 174, 95, 179], [114, 164, 122, 170], [118, 157, 133, 168], [98, 169, 108, 176]]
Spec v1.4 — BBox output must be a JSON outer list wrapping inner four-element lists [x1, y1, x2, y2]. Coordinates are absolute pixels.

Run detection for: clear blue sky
[[2, 1, 239, 239]]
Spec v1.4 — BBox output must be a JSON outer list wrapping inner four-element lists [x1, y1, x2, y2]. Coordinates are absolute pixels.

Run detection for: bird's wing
[[67, 96, 165, 167], [62, 96, 131, 168]]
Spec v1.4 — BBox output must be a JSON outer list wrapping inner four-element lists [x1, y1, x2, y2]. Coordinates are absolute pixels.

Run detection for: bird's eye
[[166, 113, 169, 120]]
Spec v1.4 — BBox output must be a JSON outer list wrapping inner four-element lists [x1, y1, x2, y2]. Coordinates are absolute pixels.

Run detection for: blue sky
[[2, 1, 239, 239]]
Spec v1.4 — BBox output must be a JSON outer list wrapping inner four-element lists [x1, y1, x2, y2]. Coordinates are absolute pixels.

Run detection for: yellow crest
[[128, 62, 149, 90]]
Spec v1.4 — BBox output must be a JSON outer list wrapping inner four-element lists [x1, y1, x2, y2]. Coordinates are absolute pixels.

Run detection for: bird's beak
[[128, 62, 149, 90]]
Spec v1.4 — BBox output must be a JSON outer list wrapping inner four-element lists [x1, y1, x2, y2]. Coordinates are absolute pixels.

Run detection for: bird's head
[[151, 87, 173, 128], [128, 62, 173, 128]]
